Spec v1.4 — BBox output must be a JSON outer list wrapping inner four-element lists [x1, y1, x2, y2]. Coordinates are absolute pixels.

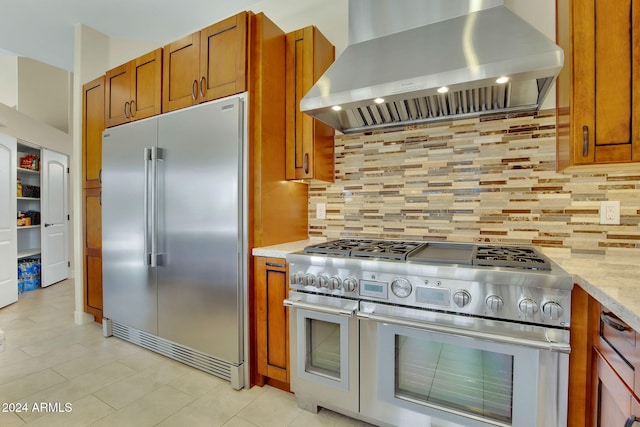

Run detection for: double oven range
[[285, 239, 572, 427]]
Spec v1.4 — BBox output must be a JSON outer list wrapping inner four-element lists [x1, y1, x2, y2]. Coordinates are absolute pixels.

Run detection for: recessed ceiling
[[0, 0, 260, 71]]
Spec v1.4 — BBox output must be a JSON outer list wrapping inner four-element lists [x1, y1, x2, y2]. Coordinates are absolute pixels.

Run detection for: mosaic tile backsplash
[[308, 110, 640, 256]]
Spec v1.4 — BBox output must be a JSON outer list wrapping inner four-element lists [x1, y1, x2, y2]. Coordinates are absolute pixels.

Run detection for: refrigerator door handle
[[150, 146, 158, 267], [143, 147, 151, 266]]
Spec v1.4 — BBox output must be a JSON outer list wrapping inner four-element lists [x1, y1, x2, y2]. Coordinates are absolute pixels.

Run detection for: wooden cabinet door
[[131, 48, 162, 121], [593, 349, 633, 427], [105, 62, 132, 128], [199, 11, 248, 102], [82, 76, 104, 189], [572, 0, 640, 165], [163, 33, 200, 113], [83, 188, 102, 321], [285, 26, 335, 181], [255, 257, 289, 386]]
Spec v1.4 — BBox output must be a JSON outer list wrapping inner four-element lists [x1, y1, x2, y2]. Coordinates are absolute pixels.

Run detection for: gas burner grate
[[473, 246, 551, 270], [304, 239, 421, 260]]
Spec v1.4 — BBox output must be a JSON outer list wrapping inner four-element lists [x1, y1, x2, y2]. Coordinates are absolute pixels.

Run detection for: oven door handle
[[357, 311, 571, 353], [283, 299, 357, 317]]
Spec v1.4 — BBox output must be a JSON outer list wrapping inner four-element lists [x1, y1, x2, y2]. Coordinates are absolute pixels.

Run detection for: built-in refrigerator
[[101, 94, 248, 389]]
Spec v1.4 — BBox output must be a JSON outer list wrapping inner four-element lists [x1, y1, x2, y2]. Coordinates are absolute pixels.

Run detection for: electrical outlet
[[316, 203, 326, 220], [600, 201, 620, 225]]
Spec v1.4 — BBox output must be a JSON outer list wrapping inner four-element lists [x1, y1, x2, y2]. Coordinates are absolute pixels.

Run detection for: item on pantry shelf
[[19, 154, 39, 171], [17, 177, 22, 197]]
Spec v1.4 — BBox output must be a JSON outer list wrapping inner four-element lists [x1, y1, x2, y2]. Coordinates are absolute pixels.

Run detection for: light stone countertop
[[252, 241, 640, 332], [540, 247, 640, 332], [251, 239, 320, 258]]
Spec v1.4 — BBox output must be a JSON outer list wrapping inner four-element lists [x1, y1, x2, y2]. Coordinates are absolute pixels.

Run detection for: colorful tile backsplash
[[308, 110, 640, 255]]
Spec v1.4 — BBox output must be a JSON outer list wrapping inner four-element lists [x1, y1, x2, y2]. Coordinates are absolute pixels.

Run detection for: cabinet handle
[[625, 416, 639, 427], [266, 262, 286, 268], [44, 223, 53, 228], [99, 169, 102, 184], [192, 80, 198, 101], [130, 100, 135, 117], [200, 77, 206, 98], [582, 125, 589, 157], [601, 312, 630, 332], [99, 191, 102, 206], [124, 101, 130, 118], [303, 153, 309, 174]]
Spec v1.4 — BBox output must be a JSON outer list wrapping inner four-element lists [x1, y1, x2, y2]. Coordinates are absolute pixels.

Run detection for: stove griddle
[[407, 242, 475, 265]]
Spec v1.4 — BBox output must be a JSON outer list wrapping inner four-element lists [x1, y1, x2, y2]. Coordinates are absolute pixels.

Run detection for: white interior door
[[41, 148, 69, 287], [0, 134, 18, 307]]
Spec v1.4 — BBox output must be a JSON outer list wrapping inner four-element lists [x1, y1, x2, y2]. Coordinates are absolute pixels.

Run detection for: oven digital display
[[360, 280, 388, 299], [416, 287, 450, 307]]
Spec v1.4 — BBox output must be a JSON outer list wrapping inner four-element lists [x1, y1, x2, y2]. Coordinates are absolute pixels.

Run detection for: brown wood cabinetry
[[254, 257, 289, 390], [82, 77, 105, 321], [83, 188, 102, 320], [557, 0, 640, 169], [285, 26, 335, 181], [569, 286, 640, 426], [105, 48, 162, 128], [82, 76, 104, 189], [163, 11, 248, 113]]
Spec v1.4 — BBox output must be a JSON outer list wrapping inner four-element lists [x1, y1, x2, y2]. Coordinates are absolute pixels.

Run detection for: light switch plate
[[600, 201, 620, 225], [316, 203, 326, 220]]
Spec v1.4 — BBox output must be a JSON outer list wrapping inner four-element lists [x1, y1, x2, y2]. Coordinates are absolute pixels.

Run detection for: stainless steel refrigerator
[[101, 94, 248, 389]]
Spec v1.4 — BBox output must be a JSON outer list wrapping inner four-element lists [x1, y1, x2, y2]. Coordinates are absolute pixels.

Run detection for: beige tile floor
[[0, 280, 370, 426]]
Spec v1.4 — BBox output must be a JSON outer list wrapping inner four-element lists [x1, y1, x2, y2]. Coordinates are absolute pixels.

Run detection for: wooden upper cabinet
[[82, 76, 105, 188], [105, 48, 162, 127], [558, 0, 640, 168], [163, 11, 248, 113], [285, 26, 335, 182]]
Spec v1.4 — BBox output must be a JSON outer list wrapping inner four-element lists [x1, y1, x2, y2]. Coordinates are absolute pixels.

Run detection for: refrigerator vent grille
[[110, 321, 235, 383]]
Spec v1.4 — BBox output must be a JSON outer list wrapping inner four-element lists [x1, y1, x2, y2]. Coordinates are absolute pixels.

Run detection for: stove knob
[[486, 295, 504, 313], [542, 301, 564, 320], [303, 274, 316, 287], [391, 278, 412, 298], [329, 277, 342, 290], [317, 275, 329, 288], [453, 290, 471, 308], [518, 298, 539, 317], [292, 272, 304, 285], [343, 277, 358, 292]]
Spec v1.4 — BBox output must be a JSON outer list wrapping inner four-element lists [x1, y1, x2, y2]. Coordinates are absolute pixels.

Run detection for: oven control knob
[[303, 274, 316, 287], [518, 298, 539, 316], [329, 277, 342, 290], [542, 301, 564, 320], [292, 272, 304, 285], [453, 290, 471, 308], [486, 295, 504, 312], [391, 278, 412, 298], [343, 277, 358, 292], [317, 275, 329, 288]]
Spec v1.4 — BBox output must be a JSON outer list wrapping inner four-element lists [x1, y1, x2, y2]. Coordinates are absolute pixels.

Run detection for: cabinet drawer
[[598, 310, 640, 396]]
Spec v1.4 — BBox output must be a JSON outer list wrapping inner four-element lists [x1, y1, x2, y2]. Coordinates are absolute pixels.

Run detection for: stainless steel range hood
[[301, 0, 564, 134]]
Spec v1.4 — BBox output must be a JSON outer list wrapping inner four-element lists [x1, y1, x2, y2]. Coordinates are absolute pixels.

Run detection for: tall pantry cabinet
[[82, 76, 105, 321]]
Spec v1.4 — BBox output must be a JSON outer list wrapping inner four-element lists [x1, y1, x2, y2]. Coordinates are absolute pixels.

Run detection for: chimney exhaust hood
[[300, 0, 564, 134]]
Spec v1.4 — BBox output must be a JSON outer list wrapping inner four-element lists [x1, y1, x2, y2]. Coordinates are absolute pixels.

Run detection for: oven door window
[[297, 309, 350, 390], [379, 323, 539, 426]]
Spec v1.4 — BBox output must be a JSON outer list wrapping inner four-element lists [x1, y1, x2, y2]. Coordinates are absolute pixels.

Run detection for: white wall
[[17, 57, 72, 134], [0, 56, 18, 108]]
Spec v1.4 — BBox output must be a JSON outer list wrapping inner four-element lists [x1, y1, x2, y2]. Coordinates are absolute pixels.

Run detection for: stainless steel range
[[285, 239, 572, 427]]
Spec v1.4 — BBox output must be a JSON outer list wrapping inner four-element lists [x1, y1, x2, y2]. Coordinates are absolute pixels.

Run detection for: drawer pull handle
[[625, 416, 639, 427], [266, 262, 285, 268], [601, 312, 630, 332], [582, 125, 589, 157]]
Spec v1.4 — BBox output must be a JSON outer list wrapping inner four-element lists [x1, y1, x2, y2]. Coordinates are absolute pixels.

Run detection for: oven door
[[359, 302, 570, 427], [284, 291, 359, 416]]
